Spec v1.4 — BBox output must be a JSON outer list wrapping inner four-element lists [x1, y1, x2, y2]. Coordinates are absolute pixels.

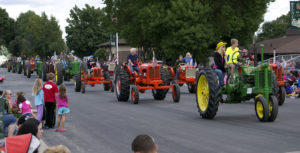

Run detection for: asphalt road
[[1, 68, 300, 153]]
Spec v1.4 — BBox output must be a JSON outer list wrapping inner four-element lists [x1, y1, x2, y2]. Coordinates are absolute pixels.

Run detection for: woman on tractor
[[214, 42, 227, 88]]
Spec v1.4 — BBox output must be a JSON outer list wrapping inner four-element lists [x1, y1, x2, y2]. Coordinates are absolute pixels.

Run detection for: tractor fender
[[124, 65, 132, 76], [168, 67, 175, 81]]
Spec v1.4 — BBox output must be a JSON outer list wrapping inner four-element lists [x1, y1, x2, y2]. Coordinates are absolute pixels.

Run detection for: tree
[[0, 7, 15, 46], [8, 11, 64, 58], [104, 0, 274, 63], [256, 13, 290, 42], [66, 4, 109, 58]]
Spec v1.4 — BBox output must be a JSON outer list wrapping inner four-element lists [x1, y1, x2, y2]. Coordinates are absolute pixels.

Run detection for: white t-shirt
[[19, 100, 30, 108]]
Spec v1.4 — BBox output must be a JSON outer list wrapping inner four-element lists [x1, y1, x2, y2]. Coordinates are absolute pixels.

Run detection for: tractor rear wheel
[[12, 64, 16, 73], [278, 86, 286, 106], [115, 68, 130, 101], [188, 84, 196, 93], [7, 62, 11, 72], [23, 62, 27, 76], [255, 95, 269, 122], [18, 63, 22, 74], [131, 85, 139, 104], [152, 68, 170, 100], [74, 73, 81, 92], [26, 64, 31, 78], [103, 71, 110, 91], [196, 69, 220, 119], [268, 95, 278, 122], [55, 63, 63, 85], [172, 84, 180, 103], [42, 62, 47, 81]]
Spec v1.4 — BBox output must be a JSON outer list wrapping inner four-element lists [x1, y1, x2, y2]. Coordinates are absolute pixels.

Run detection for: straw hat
[[216, 42, 227, 50]]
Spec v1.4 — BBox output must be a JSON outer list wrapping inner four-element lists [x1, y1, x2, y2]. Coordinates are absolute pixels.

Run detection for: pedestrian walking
[[55, 84, 70, 132], [32, 79, 44, 121], [43, 73, 58, 128]]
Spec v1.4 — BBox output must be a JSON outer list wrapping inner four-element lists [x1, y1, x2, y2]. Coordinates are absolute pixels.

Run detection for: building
[[96, 38, 132, 63]]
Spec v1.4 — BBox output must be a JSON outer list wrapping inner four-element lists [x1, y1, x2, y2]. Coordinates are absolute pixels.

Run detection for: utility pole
[[116, 33, 119, 65]]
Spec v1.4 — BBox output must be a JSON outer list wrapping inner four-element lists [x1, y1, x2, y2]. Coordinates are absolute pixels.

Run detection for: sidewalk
[[39, 139, 48, 152]]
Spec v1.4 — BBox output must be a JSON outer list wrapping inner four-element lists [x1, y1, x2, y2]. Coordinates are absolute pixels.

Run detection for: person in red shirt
[[43, 73, 58, 128]]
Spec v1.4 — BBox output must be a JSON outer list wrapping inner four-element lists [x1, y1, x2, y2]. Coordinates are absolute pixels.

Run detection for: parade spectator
[[32, 79, 44, 121], [43, 73, 58, 129], [17, 95, 33, 115], [2, 90, 13, 111], [17, 113, 34, 129], [17, 118, 43, 140], [127, 48, 139, 73], [0, 96, 16, 137], [113, 54, 118, 64], [241, 49, 253, 65], [281, 59, 287, 70], [183, 52, 193, 65], [225, 38, 239, 82], [43, 145, 71, 153], [132, 134, 158, 153], [214, 42, 227, 88], [55, 84, 70, 132]]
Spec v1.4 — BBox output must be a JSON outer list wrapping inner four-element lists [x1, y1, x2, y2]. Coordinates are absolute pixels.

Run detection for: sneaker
[[60, 129, 67, 132], [55, 128, 60, 132]]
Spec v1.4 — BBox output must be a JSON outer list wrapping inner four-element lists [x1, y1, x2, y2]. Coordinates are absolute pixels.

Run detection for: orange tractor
[[270, 63, 286, 105], [115, 62, 180, 104], [175, 63, 197, 93], [74, 63, 114, 93]]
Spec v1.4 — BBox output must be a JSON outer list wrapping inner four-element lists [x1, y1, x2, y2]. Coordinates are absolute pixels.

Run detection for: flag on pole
[[194, 59, 197, 67]]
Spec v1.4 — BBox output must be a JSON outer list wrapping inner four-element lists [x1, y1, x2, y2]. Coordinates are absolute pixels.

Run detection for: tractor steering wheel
[[231, 51, 242, 66]]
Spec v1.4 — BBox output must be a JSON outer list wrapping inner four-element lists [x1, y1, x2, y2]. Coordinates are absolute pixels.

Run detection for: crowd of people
[[0, 73, 70, 152]]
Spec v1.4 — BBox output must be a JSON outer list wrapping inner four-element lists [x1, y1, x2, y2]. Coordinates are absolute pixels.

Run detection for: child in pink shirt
[[17, 95, 33, 115], [56, 84, 70, 132]]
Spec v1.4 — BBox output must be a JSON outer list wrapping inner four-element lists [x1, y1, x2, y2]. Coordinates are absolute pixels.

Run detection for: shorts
[[58, 107, 70, 115]]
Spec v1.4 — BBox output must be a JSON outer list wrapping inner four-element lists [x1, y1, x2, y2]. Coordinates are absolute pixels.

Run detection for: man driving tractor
[[127, 48, 139, 74], [87, 55, 96, 77]]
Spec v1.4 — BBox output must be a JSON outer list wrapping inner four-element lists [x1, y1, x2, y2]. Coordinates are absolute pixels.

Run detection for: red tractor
[[270, 63, 286, 105], [115, 62, 180, 104], [175, 63, 197, 93], [74, 63, 114, 93], [24, 59, 36, 78]]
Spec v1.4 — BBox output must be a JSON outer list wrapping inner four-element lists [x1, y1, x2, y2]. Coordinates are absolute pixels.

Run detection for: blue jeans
[[4, 114, 16, 137], [128, 63, 139, 73], [214, 69, 225, 87]]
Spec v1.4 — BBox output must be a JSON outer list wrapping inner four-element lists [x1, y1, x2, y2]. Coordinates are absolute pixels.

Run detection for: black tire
[[23, 62, 27, 76], [115, 68, 130, 101], [42, 62, 47, 82], [268, 95, 278, 122], [103, 71, 110, 91], [172, 84, 180, 103], [81, 82, 85, 93], [12, 63, 16, 73], [81, 62, 88, 74], [278, 86, 286, 106], [255, 95, 269, 122], [188, 84, 196, 93], [18, 62, 22, 74], [7, 62, 11, 72], [196, 69, 220, 119], [131, 85, 139, 104], [152, 68, 170, 100], [110, 81, 114, 92], [74, 73, 81, 92], [26, 64, 31, 78], [272, 71, 279, 97], [55, 63, 63, 85]]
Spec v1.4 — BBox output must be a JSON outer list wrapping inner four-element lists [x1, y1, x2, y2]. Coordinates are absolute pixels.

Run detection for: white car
[[0, 55, 7, 65]]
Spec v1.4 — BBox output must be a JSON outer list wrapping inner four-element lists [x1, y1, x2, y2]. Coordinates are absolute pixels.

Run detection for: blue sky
[[0, 0, 290, 39]]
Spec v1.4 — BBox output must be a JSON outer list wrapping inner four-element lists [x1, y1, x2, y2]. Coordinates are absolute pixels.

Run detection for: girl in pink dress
[[56, 84, 70, 132], [17, 95, 33, 115]]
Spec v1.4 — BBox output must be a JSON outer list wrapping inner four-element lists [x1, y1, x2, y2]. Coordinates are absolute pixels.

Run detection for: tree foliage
[[8, 11, 64, 58], [66, 4, 109, 58], [256, 13, 290, 42], [104, 0, 274, 63], [0, 7, 15, 46]]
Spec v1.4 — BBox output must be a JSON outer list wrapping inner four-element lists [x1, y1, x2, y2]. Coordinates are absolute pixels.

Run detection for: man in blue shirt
[[127, 48, 139, 74]]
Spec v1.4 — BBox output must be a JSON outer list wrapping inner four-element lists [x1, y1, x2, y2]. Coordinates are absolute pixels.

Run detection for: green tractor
[[54, 60, 81, 86], [196, 44, 278, 122]]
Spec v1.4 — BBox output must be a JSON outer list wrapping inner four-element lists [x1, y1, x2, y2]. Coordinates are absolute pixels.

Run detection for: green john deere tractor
[[196, 44, 278, 122], [54, 60, 81, 86]]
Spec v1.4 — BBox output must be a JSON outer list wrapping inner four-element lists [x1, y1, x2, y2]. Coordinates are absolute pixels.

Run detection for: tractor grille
[[149, 67, 160, 80], [108, 63, 115, 71], [186, 68, 196, 78], [258, 71, 272, 88], [93, 68, 102, 77]]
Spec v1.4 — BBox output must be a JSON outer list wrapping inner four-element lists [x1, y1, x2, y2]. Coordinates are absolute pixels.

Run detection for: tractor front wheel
[[196, 69, 220, 119], [278, 86, 286, 106], [268, 95, 278, 122], [103, 71, 110, 91], [172, 84, 180, 103], [81, 82, 85, 93], [131, 85, 139, 104], [55, 63, 63, 85], [26, 64, 31, 78], [74, 73, 81, 92], [255, 95, 269, 122], [18, 63, 22, 74], [42, 62, 47, 81]]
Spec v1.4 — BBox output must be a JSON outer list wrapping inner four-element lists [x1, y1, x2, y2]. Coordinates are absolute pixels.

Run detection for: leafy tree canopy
[[0, 7, 15, 46]]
